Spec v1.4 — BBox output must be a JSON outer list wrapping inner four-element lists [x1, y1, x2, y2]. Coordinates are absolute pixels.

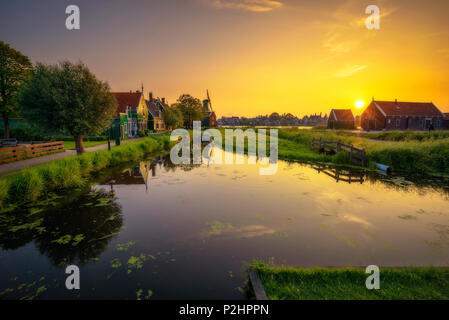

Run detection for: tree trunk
[[2, 113, 10, 139], [74, 134, 85, 155]]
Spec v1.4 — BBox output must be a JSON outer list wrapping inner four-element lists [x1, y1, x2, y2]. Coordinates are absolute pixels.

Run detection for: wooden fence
[[311, 137, 366, 166], [0, 141, 64, 164]]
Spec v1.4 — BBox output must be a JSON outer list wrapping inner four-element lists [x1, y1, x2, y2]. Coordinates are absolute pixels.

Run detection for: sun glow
[[355, 100, 365, 109]]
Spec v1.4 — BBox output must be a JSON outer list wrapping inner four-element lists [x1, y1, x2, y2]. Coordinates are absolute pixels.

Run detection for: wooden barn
[[361, 100, 445, 131], [327, 109, 355, 129], [443, 113, 449, 130]]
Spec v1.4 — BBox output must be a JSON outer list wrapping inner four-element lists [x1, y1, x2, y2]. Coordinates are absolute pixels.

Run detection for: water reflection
[[0, 189, 123, 266], [312, 164, 364, 184]]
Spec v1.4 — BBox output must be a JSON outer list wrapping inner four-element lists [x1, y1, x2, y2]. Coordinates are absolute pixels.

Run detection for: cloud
[[438, 48, 449, 58], [207, 0, 283, 12], [333, 65, 366, 78], [322, 31, 359, 54]]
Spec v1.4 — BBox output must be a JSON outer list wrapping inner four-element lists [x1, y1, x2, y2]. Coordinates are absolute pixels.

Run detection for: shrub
[[7, 169, 44, 202], [137, 130, 146, 137]]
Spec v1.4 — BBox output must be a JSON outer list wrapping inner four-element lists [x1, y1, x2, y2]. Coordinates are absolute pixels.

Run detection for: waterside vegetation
[[0, 136, 171, 212]]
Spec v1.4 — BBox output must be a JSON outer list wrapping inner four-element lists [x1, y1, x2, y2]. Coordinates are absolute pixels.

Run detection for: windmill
[[203, 90, 213, 112]]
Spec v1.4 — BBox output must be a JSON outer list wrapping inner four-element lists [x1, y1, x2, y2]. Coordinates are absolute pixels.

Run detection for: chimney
[[162, 98, 165, 104], [149, 92, 153, 102]]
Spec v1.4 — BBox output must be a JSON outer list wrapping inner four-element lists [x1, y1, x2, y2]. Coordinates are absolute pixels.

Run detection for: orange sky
[[2, 0, 449, 117]]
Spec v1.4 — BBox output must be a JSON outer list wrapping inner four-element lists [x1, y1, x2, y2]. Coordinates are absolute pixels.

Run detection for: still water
[[1, 149, 449, 299]]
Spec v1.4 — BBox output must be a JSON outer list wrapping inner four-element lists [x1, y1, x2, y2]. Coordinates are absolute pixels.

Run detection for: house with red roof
[[327, 109, 355, 129], [361, 99, 445, 131], [145, 92, 166, 131], [111, 89, 148, 138]]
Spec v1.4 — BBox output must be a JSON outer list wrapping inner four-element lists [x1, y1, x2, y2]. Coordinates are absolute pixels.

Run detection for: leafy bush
[[137, 130, 146, 137]]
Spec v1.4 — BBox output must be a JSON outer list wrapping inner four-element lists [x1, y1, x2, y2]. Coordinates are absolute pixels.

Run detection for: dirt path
[[0, 138, 146, 177]]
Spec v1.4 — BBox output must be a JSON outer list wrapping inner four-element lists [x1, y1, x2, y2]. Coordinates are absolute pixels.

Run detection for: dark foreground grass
[[251, 262, 449, 300], [0, 136, 171, 211]]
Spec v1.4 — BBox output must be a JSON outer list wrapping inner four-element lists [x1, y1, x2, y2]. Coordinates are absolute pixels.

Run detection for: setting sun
[[355, 100, 365, 109]]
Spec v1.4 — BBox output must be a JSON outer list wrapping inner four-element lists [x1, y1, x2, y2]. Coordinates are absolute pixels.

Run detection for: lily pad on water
[[136, 289, 153, 300], [110, 258, 122, 269], [127, 254, 148, 274], [205, 221, 234, 236], [116, 241, 135, 251]]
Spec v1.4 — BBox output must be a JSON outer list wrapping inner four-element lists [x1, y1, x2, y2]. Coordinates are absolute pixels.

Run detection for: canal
[[0, 149, 448, 299]]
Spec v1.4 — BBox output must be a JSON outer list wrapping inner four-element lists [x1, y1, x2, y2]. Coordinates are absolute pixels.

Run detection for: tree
[[0, 41, 32, 138], [172, 94, 204, 128], [19, 61, 117, 155], [269, 112, 281, 120], [162, 106, 183, 130]]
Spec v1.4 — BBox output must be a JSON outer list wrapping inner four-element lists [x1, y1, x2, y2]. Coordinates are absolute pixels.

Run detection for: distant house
[[327, 109, 355, 129], [112, 90, 148, 138], [361, 100, 444, 131], [146, 92, 166, 131], [443, 113, 449, 130]]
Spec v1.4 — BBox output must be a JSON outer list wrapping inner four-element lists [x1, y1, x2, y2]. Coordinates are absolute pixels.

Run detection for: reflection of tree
[[0, 189, 122, 266]]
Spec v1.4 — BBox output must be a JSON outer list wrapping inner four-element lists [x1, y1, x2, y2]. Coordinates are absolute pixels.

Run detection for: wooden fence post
[[350, 145, 353, 163]]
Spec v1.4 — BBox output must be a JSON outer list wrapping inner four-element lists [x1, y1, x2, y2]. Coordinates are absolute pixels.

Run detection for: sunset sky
[[1, 0, 449, 117]]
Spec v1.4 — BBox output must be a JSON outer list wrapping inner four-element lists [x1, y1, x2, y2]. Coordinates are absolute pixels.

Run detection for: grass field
[[63, 140, 108, 150], [250, 262, 449, 300]]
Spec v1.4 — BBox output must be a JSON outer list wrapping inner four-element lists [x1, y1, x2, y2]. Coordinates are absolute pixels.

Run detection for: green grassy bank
[[250, 262, 449, 300], [278, 128, 449, 176], [215, 127, 449, 176], [0, 136, 171, 211]]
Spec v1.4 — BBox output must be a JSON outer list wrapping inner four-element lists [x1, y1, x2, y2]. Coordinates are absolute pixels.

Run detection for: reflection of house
[[112, 89, 148, 138], [327, 109, 355, 129], [146, 92, 166, 131], [109, 167, 146, 185], [361, 100, 444, 131]]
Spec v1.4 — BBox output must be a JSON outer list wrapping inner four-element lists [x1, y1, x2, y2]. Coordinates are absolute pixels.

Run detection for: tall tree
[[162, 106, 183, 130], [172, 94, 204, 128], [0, 41, 32, 138], [19, 61, 117, 155]]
